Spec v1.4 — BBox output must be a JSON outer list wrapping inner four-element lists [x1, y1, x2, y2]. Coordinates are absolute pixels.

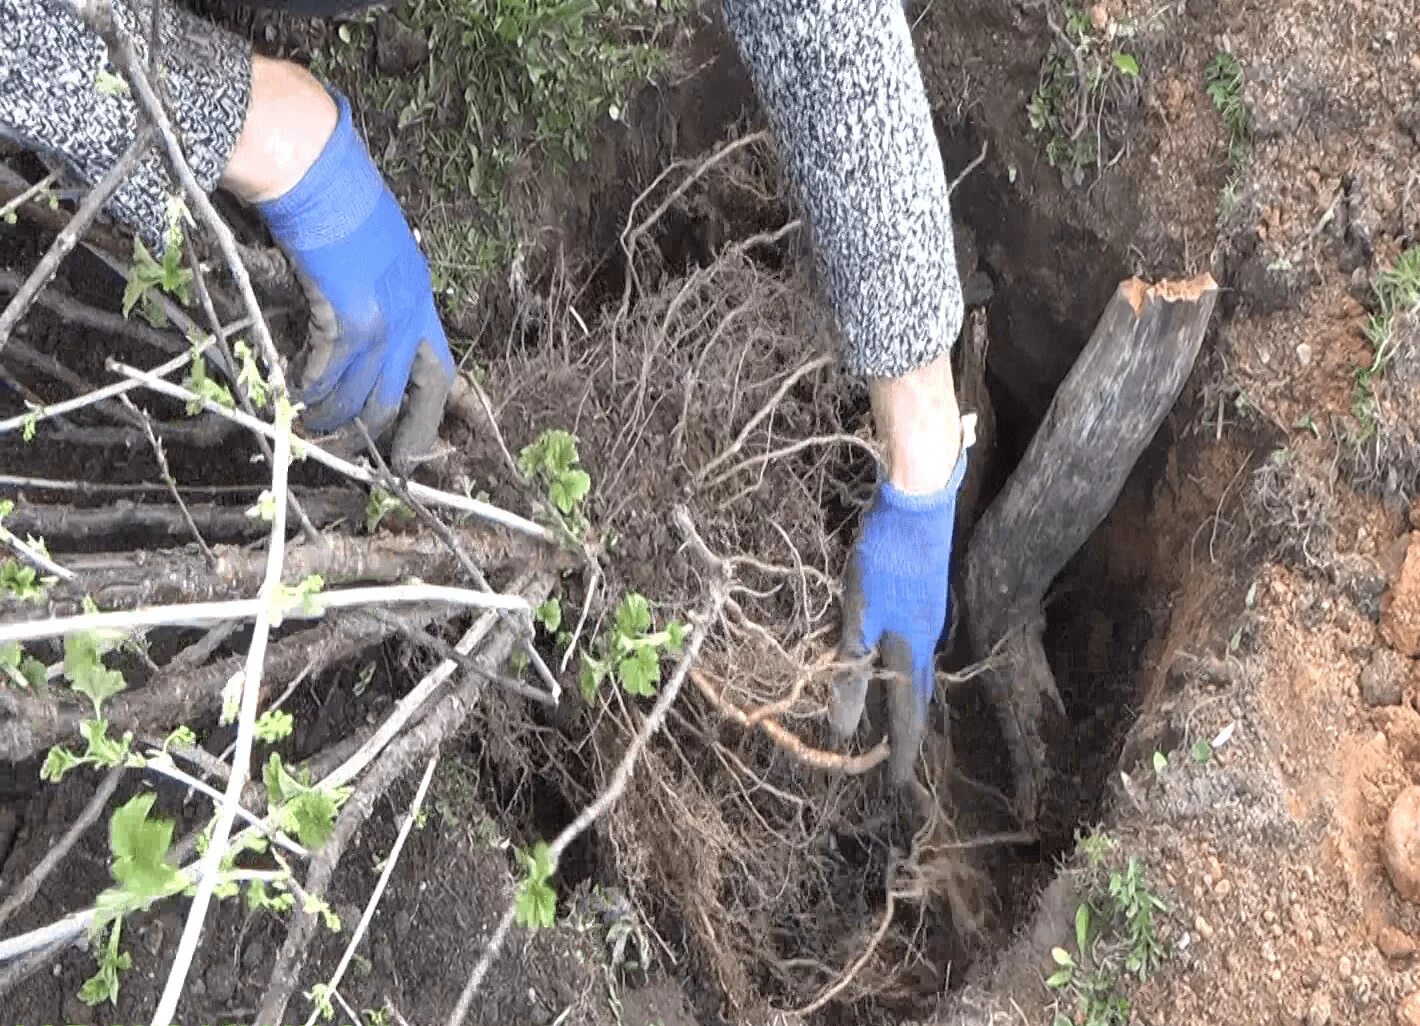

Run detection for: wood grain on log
[[962, 274, 1218, 824]]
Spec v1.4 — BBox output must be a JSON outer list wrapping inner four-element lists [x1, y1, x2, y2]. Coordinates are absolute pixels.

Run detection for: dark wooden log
[[963, 274, 1218, 825]]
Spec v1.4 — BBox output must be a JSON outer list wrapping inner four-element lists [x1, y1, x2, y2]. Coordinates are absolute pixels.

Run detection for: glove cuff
[[877, 447, 968, 515], [257, 90, 385, 253]]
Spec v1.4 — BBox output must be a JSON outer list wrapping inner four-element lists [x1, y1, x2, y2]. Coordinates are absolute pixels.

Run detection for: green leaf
[[303, 891, 343, 932], [162, 724, 197, 753], [255, 709, 295, 743], [79, 920, 131, 1007], [1112, 52, 1140, 77], [1151, 750, 1167, 774], [19, 655, 47, 694], [514, 841, 558, 929], [181, 354, 234, 415], [1051, 946, 1074, 967], [613, 593, 652, 639], [1190, 738, 1213, 764], [233, 339, 269, 408], [95, 68, 129, 96], [21, 410, 37, 442], [108, 793, 185, 903], [364, 487, 407, 533], [617, 645, 660, 697], [0, 498, 12, 521], [265, 753, 349, 848], [535, 597, 562, 632], [41, 745, 84, 782], [81, 718, 134, 768], [0, 642, 20, 671], [1045, 968, 1074, 989], [549, 468, 590, 513], [578, 653, 607, 703], [665, 620, 687, 654], [0, 559, 46, 602], [65, 630, 128, 715], [1075, 902, 1091, 955], [246, 878, 296, 914]]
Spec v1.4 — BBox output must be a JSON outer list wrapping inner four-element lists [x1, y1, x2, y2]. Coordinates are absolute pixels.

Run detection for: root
[[691, 668, 888, 773]]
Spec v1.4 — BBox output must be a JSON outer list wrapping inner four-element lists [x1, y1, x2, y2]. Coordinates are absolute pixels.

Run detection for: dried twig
[[0, 524, 75, 582], [300, 752, 440, 1026], [0, 582, 530, 646], [120, 394, 216, 565], [355, 419, 561, 702], [112, 360, 555, 541], [256, 573, 553, 1024], [0, 129, 153, 353], [445, 508, 729, 1026], [0, 331, 215, 437], [0, 767, 123, 929]]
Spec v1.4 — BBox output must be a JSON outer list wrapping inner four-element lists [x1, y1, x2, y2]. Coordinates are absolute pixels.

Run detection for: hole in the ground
[[938, 118, 1174, 945]]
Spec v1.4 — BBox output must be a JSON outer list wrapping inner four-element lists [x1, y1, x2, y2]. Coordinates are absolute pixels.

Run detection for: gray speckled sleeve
[[0, 0, 252, 242], [722, 0, 962, 378]]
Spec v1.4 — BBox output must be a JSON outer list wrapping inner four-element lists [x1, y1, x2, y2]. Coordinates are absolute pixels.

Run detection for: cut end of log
[[1119, 273, 1220, 315]]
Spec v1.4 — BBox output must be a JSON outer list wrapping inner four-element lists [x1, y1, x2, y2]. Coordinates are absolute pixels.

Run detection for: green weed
[[312, 0, 683, 305], [518, 428, 592, 539], [1048, 833, 1170, 1026], [1027, 5, 1142, 182], [1353, 246, 1420, 440], [514, 839, 558, 929], [1204, 52, 1249, 214], [578, 592, 685, 701]]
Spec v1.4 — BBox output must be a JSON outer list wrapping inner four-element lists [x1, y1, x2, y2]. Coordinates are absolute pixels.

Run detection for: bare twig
[[0, 129, 153, 353], [0, 332, 214, 437], [946, 141, 989, 198], [0, 524, 75, 582], [0, 269, 182, 354], [0, 582, 530, 646], [301, 752, 440, 1026], [445, 509, 730, 1026], [0, 767, 122, 929], [0, 172, 57, 223], [256, 574, 552, 1024], [120, 395, 216, 565], [355, 419, 561, 702], [112, 360, 554, 541], [141, 755, 308, 858]]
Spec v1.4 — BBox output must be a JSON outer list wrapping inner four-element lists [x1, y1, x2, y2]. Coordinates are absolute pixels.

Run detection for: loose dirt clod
[[1384, 535, 1420, 656], [1385, 786, 1420, 904]]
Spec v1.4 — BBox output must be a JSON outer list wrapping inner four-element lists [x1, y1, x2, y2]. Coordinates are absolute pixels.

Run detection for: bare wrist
[[868, 355, 962, 495], [223, 56, 338, 205]]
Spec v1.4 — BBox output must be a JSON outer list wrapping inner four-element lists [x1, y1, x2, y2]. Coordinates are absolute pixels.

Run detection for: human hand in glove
[[244, 75, 453, 471], [833, 356, 967, 786]]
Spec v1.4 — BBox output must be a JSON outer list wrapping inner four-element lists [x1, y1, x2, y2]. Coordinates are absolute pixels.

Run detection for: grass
[[1352, 246, 1420, 439], [1026, 4, 1143, 182], [311, 0, 684, 307], [1047, 831, 1170, 1026], [1203, 52, 1249, 215]]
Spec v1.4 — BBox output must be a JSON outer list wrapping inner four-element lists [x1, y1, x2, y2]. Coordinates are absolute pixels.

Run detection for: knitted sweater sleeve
[[721, 0, 962, 378], [0, 0, 252, 241]]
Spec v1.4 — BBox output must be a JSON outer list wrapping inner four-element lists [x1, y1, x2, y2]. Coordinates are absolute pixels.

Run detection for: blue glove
[[835, 451, 967, 785], [258, 91, 454, 471]]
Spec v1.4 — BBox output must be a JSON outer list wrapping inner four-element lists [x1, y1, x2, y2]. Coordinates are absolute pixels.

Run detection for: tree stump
[[962, 274, 1219, 826]]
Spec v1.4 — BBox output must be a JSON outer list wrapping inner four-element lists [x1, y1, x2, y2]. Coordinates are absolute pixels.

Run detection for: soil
[[3, 0, 1420, 1023]]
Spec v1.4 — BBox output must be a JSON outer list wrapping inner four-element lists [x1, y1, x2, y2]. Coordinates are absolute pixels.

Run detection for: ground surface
[[2, 0, 1420, 1024]]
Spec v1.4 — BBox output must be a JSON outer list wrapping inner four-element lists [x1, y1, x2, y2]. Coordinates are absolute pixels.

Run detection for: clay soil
[[3, 0, 1420, 1025]]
